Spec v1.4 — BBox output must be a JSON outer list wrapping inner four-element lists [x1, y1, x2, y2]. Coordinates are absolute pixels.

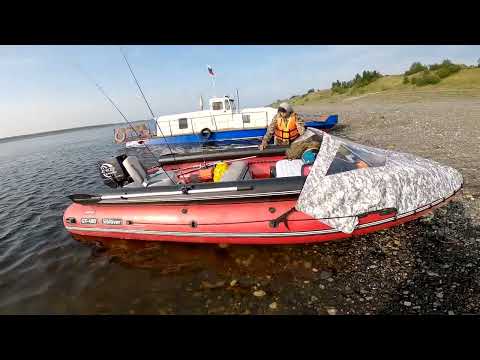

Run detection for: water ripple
[[0, 125, 120, 312], [0, 125, 272, 314]]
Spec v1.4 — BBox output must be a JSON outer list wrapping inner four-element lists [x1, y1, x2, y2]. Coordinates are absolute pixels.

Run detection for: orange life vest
[[274, 113, 300, 142]]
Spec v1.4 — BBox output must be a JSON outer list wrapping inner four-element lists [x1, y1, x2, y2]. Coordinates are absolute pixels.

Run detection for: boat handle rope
[[269, 207, 297, 229]]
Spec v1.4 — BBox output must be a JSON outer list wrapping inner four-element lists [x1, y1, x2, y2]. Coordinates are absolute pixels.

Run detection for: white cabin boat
[[154, 96, 277, 140], [113, 95, 338, 147]]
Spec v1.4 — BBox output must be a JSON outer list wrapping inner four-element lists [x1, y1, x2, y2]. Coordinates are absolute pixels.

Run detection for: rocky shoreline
[[91, 92, 480, 315]]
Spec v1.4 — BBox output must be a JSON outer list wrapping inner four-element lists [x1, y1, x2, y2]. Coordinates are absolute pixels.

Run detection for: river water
[[0, 126, 312, 314]]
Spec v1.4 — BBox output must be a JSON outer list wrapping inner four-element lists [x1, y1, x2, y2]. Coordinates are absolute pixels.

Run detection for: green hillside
[[271, 67, 480, 107]]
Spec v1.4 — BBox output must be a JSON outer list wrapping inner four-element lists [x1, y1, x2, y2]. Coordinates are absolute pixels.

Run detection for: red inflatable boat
[[63, 144, 460, 245]]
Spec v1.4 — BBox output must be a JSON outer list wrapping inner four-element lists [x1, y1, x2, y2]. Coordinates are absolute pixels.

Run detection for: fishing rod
[[75, 64, 179, 185], [119, 47, 177, 161], [121, 47, 221, 181], [174, 156, 257, 177], [119, 47, 187, 184], [147, 155, 258, 176]]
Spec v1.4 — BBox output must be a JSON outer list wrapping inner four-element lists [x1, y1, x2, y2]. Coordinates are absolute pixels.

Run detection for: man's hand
[[259, 143, 266, 151]]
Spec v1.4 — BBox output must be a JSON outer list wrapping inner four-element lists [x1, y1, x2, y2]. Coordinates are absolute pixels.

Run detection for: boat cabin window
[[326, 143, 386, 176], [178, 118, 189, 129], [212, 101, 223, 111], [242, 114, 250, 123], [225, 100, 231, 111]]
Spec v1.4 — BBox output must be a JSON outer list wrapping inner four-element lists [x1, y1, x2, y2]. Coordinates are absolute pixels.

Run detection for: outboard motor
[[97, 154, 132, 188]]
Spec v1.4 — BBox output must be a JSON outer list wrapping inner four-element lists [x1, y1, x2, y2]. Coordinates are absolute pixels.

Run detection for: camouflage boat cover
[[296, 129, 463, 233]]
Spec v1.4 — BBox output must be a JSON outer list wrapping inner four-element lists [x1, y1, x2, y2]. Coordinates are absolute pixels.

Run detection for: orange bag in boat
[[199, 168, 214, 181]]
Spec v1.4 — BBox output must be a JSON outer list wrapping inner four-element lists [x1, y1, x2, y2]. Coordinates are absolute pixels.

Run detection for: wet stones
[[269, 302, 278, 310], [326, 307, 337, 315], [253, 290, 266, 297], [319, 271, 332, 280], [201, 280, 226, 289]]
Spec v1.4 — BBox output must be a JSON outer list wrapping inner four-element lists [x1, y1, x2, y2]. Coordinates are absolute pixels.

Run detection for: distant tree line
[[403, 59, 463, 86], [404, 62, 428, 76], [331, 70, 382, 94]]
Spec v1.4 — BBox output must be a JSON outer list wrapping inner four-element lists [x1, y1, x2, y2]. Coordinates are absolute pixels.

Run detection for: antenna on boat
[[74, 63, 179, 185], [236, 88, 240, 113]]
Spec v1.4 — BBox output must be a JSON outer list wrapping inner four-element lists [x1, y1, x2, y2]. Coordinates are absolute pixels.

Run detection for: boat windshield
[[292, 128, 323, 144], [326, 143, 386, 176]]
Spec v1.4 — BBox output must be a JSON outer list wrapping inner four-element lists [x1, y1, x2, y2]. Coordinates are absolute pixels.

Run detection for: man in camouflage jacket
[[259, 102, 305, 150]]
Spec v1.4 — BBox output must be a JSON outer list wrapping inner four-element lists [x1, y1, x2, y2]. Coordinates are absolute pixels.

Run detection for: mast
[[236, 88, 240, 113]]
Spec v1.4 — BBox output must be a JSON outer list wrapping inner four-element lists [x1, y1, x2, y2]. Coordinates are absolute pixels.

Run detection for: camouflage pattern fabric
[[286, 139, 322, 160], [296, 129, 463, 233]]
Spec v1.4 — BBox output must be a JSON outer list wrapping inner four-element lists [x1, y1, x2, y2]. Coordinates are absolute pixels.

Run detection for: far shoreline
[[0, 120, 149, 144]]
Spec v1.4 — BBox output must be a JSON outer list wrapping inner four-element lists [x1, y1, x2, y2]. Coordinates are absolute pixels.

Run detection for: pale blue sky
[[1, 45, 479, 138]]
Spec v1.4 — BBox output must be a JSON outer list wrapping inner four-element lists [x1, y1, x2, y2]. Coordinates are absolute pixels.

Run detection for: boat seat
[[219, 161, 252, 182], [122, 156, 147, 185], [122, 156, 176, 187], [275, 159, 304, 177]]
